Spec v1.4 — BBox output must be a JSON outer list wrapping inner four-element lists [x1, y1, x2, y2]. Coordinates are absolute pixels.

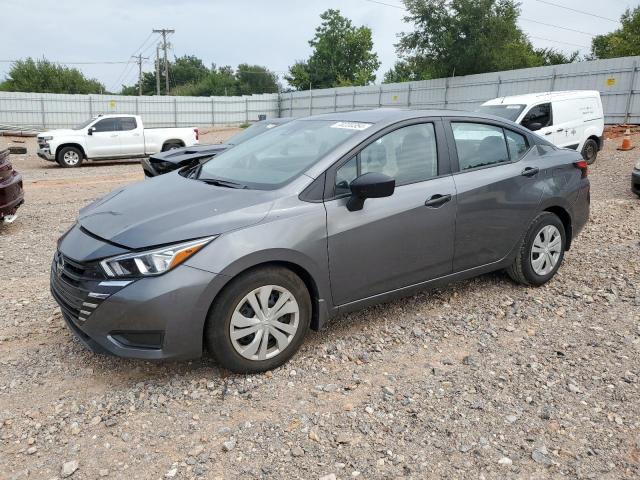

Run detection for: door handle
[[424, 194, 452, 208], [544, 131, 552, 136], [556, 128, 564, 132], [521, 167, 539, 177]]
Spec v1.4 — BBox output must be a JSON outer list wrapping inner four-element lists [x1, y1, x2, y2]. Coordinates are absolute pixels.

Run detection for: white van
[[477, 90, 604, 164]]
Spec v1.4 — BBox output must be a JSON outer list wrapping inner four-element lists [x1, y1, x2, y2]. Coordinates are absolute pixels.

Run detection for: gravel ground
[[0, 132, 639, 480]]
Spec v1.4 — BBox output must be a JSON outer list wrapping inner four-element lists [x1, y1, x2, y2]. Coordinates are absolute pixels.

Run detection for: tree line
[[1, 0, 639, 96]]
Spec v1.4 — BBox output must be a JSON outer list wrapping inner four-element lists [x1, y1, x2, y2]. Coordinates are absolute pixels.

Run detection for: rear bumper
[[632, 169, 640, 196], [572, 180, 590, 240], [0, 171, 24, 217]]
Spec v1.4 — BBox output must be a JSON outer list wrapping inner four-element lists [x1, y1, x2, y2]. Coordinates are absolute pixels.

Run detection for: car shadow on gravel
[[63, 270, 513, 387]]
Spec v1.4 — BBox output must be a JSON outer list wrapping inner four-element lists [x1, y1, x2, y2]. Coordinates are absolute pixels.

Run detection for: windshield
[[228, 120, 283, 146], [476, 104, 526, 122], [196, 119, 370, 189], [72, 118, 97, 130]]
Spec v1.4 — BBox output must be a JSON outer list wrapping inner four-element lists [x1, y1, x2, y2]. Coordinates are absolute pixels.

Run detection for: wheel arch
[[55, 143, 86, 159], [199, 253, 331, 334], [543, 205, 573, 250], [162, 139, 185, 150]]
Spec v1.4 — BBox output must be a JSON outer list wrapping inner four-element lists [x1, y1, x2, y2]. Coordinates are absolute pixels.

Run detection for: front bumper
[[632, 169, 640, 196], [37, 146, 55, 161], [50, 250, 224, 360]]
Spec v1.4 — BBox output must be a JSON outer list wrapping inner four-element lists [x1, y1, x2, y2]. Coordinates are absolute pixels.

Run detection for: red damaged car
[[0, 148, 24, 225]]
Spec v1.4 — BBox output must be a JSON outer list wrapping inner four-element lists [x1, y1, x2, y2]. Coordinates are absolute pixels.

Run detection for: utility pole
[[155, 44, 161, 96], [153, 28, 174, 95], [132, 54, 148, 96]]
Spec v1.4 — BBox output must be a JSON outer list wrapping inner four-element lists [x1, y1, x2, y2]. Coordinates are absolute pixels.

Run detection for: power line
[[532, 0, 619, 23], [520, 18, 595, 37], [528, 35, 590, 49], [0, 59, 130, 64]]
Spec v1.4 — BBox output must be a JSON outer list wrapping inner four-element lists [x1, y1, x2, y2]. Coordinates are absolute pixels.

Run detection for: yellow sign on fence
[[108, 100, 117, 109], [606, 78, 616, 87]]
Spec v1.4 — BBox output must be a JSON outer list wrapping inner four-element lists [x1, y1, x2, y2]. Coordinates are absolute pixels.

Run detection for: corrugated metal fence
[[0, 92, 279, 130], [283, 56, 640, 125], [1, 56, 639, 130]]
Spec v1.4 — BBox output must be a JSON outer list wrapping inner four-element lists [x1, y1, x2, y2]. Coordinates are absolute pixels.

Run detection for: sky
[[0, 0, 636, 92]]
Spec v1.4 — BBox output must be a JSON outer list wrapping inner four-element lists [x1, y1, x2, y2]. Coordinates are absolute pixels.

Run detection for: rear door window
[[118, 117, 137, 131], [521, 103, 552, 130], [505, 129, 529, 161], [452, 122, 510, 171]]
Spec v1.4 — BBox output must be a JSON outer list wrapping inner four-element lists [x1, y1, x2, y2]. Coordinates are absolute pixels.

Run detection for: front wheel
[[581, 138, 598, 165], [56, 146, 83, 168], [507, 212, 566, 286], [205, 267, 311, 373]]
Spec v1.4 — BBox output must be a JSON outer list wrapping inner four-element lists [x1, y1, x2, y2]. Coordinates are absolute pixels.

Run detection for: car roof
[[483, 90, 601, 106], [297, 107, 518, 127]]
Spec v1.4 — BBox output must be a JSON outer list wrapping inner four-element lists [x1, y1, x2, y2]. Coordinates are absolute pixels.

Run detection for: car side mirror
[[87, 127, 94, 135], [347, 172, 395, 212], [525, 122, 543, 131]]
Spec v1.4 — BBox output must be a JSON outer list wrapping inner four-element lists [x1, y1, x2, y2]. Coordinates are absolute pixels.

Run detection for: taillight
[[574, 160, 588, 179], [194, 128, 199, 141]]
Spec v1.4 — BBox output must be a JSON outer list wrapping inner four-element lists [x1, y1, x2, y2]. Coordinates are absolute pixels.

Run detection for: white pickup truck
[[37, 114, 199, 167]]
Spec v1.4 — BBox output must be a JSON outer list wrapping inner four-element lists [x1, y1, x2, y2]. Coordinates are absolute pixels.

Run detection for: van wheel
[[56, 146, 83, 168], [205, 266, 311, 373], [581, 138, 598, 165], [507, 212, 566, 286]]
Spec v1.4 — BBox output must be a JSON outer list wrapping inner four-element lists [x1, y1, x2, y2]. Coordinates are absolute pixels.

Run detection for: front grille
[[50, 252, 116, 324]]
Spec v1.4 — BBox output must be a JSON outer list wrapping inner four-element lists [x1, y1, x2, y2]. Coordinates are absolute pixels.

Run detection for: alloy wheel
[[229, 285, 300, 361], [530, 225, 562, 276], [63, 150, 80, 166]]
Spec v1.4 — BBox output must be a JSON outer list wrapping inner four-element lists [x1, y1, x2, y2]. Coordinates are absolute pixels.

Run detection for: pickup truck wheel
[[57, 146, 83, 168], [162, 142, 182, 152]]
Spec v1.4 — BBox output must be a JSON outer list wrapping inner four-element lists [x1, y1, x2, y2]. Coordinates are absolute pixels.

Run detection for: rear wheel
[[56, 146, 83, 168], [161, 142, 182, 152], [581, 138, 598, 165], [507, 212, 566, 286], [205, 267, 311, 373]]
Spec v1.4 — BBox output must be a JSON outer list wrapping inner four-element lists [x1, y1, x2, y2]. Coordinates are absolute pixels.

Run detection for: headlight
[[41, 136, 53, 141], [635, 160, 640, 170], [100, 236, 216, 278]]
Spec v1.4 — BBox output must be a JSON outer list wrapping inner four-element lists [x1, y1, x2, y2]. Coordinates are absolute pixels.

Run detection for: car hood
[[150, 143, 231, 164], [38, 129, 81, 138], [78, 172, 276, 249]]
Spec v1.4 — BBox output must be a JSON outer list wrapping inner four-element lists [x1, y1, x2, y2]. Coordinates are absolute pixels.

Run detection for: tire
[[205, 266, 311, 373], [581, 138, 598, 165], [162, 142, 182, 152], [507, 212, 566, 286], [56, 146, 83, 168]]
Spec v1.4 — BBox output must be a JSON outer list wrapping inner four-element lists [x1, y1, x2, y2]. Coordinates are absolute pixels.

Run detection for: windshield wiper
[[199, 177, 247, 189]]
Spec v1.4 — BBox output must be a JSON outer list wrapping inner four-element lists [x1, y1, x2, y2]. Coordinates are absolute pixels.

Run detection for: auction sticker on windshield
[[330, 122, 372, 131]]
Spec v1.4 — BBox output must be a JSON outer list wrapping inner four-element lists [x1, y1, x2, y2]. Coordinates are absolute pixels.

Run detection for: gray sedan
[[51, 109, 590, 373]]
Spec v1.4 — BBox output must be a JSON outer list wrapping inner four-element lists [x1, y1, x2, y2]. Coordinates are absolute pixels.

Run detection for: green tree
[[384, 0, 575, 83], [591, 7, 640, 59], [236, 64, 279, 95], [0, 58, 105, 94], [121, 55, 210, 95], [286, 9, 380, 90]]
